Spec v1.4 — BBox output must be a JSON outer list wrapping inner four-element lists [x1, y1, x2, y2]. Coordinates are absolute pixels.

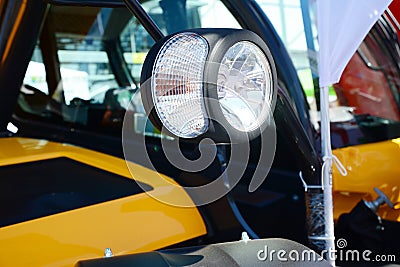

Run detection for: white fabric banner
[[318, 0, 392, 87], [316, 1, 392, 262]]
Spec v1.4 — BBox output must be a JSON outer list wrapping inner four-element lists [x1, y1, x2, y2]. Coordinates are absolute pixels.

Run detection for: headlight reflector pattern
[[151, 33, 209, 138], [217, 41, 273, 132]]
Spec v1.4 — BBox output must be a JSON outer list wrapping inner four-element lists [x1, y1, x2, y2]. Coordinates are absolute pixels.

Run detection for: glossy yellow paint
[[0, 137, 206, 267], [333, 138, 400, 221]]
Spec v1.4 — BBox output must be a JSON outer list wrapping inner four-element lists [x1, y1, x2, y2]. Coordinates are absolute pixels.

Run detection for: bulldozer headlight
[[141, 29, 277, 143]]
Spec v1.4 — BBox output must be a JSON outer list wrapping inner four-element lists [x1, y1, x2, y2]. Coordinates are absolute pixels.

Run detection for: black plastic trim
[[0, 157, 153, 227]]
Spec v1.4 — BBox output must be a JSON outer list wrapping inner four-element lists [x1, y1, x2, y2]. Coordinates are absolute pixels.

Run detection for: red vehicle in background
[[389, 0, 400, 38], [332, 5, 400, 146]]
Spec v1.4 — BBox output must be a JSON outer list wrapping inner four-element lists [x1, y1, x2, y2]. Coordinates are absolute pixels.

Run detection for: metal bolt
[[241, 231, 250, 243], [104, 248, 113, 258]]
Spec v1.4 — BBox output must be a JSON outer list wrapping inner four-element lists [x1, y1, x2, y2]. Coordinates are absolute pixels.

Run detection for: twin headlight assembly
[[140, 29, 277, 143]]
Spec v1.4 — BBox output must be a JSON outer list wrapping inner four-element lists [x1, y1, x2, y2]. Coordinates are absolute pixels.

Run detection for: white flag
[[318, 0, 392, 87]]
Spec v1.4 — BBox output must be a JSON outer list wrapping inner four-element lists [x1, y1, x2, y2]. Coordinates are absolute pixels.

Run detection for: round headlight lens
[[141, 29, 276, 143], [217, 41, 273, 132], [151, 33, 209, 138]]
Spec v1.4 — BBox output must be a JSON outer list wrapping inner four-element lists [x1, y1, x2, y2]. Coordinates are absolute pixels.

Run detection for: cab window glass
[[257, 0, 314, 97], [18, 1, 241, 136], [24, 47, 50, 95], [121, 0, 241, 82], [57, 24, 119, 105], [19, 6, 122, 126]]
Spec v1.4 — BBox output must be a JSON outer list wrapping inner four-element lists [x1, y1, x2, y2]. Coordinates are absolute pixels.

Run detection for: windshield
[[121, 0, 240, 82], [18, 0, 240, 136]]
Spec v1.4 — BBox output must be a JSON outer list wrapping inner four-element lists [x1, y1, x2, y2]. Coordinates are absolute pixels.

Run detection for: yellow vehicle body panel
[[333, 138, 400, 222], [0, 138, 206, 267]]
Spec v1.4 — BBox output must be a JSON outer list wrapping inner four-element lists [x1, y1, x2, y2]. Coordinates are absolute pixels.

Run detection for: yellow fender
[[333, 138, 400, 221], [0, 138, 206, 267]]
